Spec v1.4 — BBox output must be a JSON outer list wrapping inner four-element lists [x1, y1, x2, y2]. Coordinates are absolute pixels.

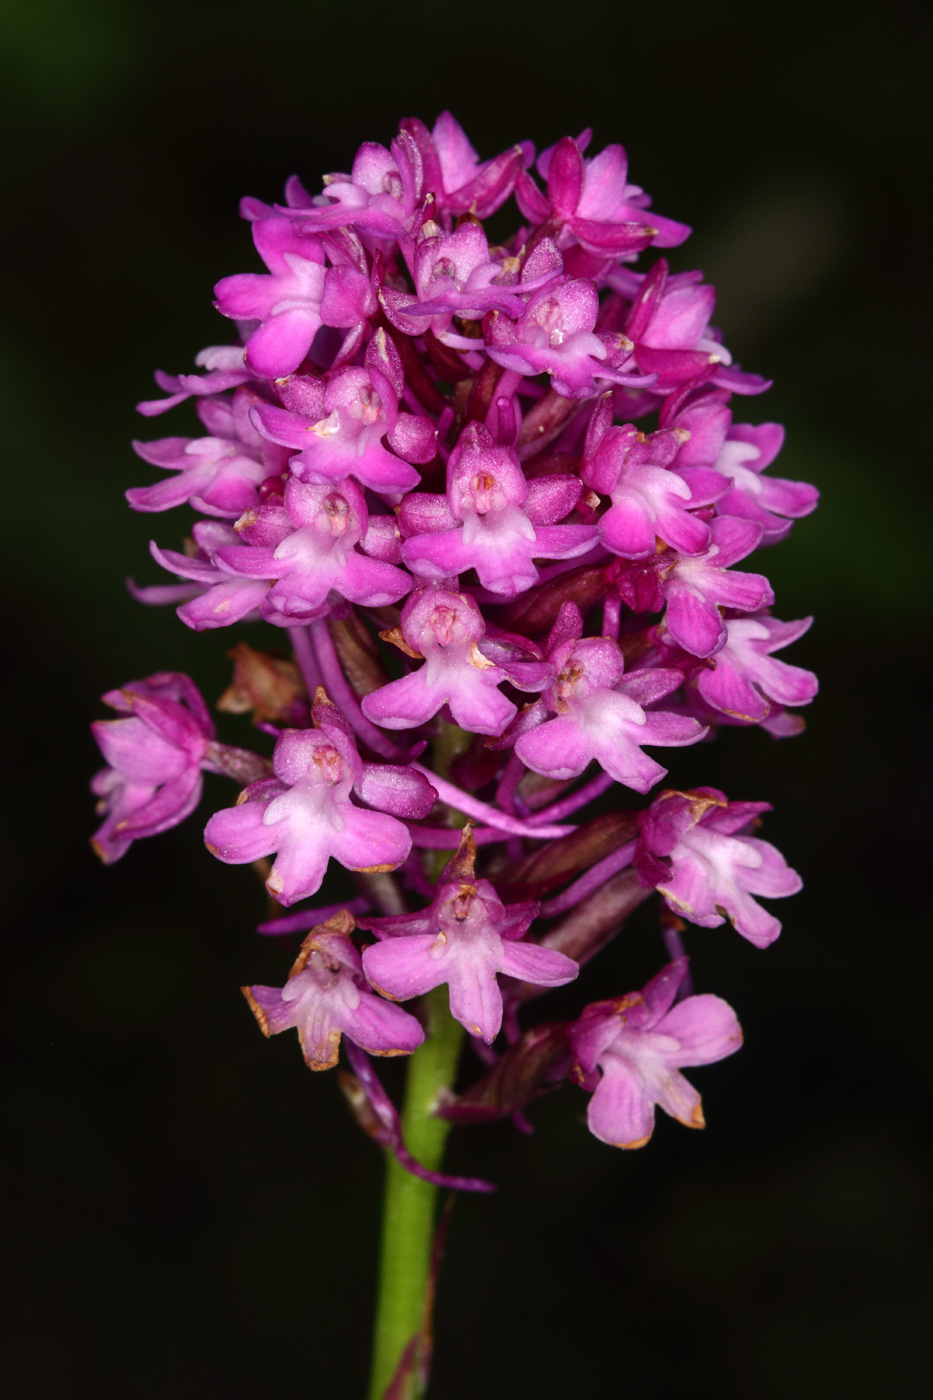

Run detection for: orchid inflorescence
[[92, 113, 818, 1175]]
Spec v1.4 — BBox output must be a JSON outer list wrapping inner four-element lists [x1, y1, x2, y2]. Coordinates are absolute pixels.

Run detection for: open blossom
[[148, 519, 272, 631], [662, 388, 819, 542], [658, 516, 774, 657], [609, 259, 770, 397], [400, 112, 530, 223], [204, 690, 436, 905], [510, 602, 705, 793], [210, 475, 411, 626], [485, 277, 653, 400], [635, 788, 802, 946], [249, 332, 434, 495], [360, 829, 578, 1043], [380, 218, 527, 337], [401, 421, 597, 595], [214, 216, 327, 379], [127, 388, 284, 517], [137, 345, 256, 417], [362, 584, 550, 736], [516, 132, 691, 254], [583, 392, 728, 558], [695, 613, 818, 722], [244, 910, 424, 1069], [570, 958, 742, 1147], [91, 672, 215, 863]]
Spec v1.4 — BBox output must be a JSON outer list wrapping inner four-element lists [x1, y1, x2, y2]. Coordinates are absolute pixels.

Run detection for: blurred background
[[1, 1, 929, 1395]]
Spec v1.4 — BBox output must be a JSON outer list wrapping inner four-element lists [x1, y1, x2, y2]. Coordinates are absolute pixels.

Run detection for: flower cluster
[[96, 114, 817, 1173]]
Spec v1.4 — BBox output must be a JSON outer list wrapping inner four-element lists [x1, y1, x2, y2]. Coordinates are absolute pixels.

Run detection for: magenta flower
[[214, 216, 327, 379], [381, 218, 527, 337], [570, 958, 743, 1147], [583, 393, 728, 558], [660, 389, 818, 542], [244, 911, 425, 1069], [204, 691, 436, 906], [401, 112, 531, 223], [250, 334, 434, 496], [286, 129, 425, 239], [658, 517, 774, 657], [211, 475, 411, 626], [695, 613, 818, 722], [511, 602, 705, 793], [360, 829, 578, 1043], [136, 345, 255, 418], [612, 259, 770, 396], [362, 584, 550, 736], [148, 520, 272, 631], [516, 132, 690, 254], [711, 425, 820, 541], [401, 422, 597, 596], [635, 788, 802, 947], [127, 389, 281, 517], [91, 672, 216, 863], [485, 277, 652, 400]]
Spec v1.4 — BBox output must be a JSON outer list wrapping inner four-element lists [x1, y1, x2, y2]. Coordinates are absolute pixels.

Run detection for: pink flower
[[401, 112, 531, 223], [695, 613, 818, 722], [360, 829, 577, 1043], [485, 277, 652, 400], [583, 393, 728, 558], [570, 958, 742, 1147], [136, 345, 254, 417], [214, 216, 326, 378], [380, 218, 527, 337], [512, 602, 705, 793], [204, 691, 436, 905], [516, 131, 690, 254], [286, 130, 425, 239], [610, 259, 770, 396], [91, 672, 215, 863], [362, 584, 550, 736], [658, 517, 774, 657], [127, 388, 281, 517], [244, 911, 424, 1069], [249, 334, 433, 495], [212, 475, 411, 626], [401, 422, 597, 596], [635, 788, 802, 947]]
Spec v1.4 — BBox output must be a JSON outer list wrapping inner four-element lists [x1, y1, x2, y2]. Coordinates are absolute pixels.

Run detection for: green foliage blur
[[1, 2, 928, 1396]]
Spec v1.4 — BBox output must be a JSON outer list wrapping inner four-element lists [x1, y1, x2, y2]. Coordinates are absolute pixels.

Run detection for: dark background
[[1, 2, 929, 1395]]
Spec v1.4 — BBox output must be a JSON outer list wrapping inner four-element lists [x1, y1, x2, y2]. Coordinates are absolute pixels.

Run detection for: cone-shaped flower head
[[360, 827, 578, 1043], [244, 910, 425, 1069], [569, 957, 742, 1148], [635, 788, 802, 947]]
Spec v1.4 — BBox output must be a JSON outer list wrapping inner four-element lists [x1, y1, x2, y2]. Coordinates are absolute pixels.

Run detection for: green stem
[[367, 986, 465, 1400]]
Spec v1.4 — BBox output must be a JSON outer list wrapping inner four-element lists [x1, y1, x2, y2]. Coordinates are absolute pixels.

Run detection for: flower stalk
[[368, 985, 464, 1400]]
